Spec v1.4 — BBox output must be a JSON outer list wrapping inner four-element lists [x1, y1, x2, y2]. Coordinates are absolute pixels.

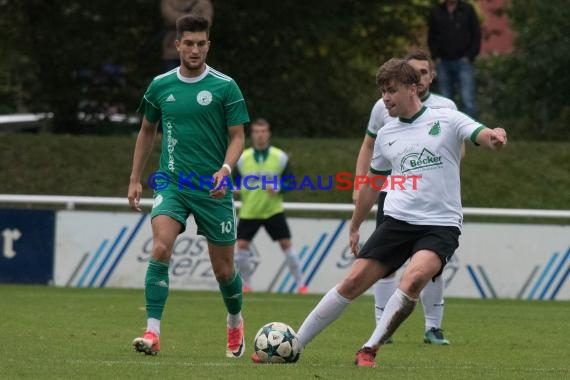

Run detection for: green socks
[[145, 259, 242, 319], [145, 259, 170, 320], [219, 270, 243, 315]]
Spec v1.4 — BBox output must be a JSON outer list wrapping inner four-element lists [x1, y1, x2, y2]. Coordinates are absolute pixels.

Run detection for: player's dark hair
[[404, 49, 435, 73], [404, 49, 430, 62], [176, 15, 210, 39], [376, 58, 420, 89], [250, 118, 271, 131]]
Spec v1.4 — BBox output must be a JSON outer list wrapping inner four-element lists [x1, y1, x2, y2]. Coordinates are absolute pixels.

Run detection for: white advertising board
[[54, 211, 569, 300]]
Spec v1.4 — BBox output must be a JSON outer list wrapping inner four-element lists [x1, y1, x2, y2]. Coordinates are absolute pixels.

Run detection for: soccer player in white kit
[[353, 50, 460, 345], [295, 58, 506, 367]]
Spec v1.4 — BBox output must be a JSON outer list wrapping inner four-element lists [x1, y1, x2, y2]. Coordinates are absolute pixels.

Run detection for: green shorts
[[150, 189, 237, 246]]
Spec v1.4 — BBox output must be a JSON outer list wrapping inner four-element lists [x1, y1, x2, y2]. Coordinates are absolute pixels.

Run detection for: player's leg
[[421, 275, 449, 345], [297, 217, 404, 356], [193, 194, 245, 358], [417, 226, 458, 345], [361, 250, 438, 356], [372, 274, 397, 337], [371, 191, 396, 337], [133, 213, 183, 355], [209, 243, 246, 357], [435, 59, 455, 101], [296, 257, 388, 349], [236, 219, 261, 293], [458, 59, 478, 119], [365, 225, 459, 352], [266, 213, 306, 293], [356, 219, 444, 366], [235, 239, 253, 293]]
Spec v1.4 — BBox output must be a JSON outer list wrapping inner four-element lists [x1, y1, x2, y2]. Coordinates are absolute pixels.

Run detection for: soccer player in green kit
[[127, 15, 249, 358]]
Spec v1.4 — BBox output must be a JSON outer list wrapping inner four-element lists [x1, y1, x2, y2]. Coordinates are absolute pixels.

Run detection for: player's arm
[[211, 124, 245, 198], [352, 134, 375, 203], [349, 170, 383, 255], [460, 141, 466, 159], [128, 116, 159, 211], [474, 127, 507, 151]]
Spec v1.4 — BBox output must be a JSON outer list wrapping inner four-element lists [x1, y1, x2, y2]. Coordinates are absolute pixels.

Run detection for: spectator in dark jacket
[[428, 0, 481, 118]]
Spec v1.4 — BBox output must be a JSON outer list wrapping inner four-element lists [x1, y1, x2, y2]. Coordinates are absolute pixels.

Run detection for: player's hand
[[489, 127, 507, 150], [266, 184, 279, 196], [210, 167, 230, 199], [349, 226, 361, 256], [128, 181, 143, 212]]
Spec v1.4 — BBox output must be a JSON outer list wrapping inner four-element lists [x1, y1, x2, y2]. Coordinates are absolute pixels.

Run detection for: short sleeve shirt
[[371, 106, 484, 228], [138, 65, 249, 192]]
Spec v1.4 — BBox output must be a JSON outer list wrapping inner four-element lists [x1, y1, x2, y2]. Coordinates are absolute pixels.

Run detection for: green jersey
[[138, 65, 250, 193]]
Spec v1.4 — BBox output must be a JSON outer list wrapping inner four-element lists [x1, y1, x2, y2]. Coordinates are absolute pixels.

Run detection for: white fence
[[1, 194, 569, 299], [1, 194, 570, 218]]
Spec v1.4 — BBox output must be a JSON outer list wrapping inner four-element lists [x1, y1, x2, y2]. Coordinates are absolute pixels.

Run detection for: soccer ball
[[253, 322, 301, 363]]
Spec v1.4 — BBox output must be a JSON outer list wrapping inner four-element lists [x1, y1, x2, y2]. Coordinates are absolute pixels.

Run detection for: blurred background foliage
[[0, 0, 568, 139]]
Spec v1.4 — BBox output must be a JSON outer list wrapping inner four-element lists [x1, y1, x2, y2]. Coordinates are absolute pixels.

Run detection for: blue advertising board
[[0, 209, 55, 284]]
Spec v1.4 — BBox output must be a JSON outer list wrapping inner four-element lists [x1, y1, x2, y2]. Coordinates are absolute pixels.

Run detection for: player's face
[[251, 124, 271, 149], [407, 59, 434, 98], [382, 80, 417, 117], [176, 31, 210, 73]]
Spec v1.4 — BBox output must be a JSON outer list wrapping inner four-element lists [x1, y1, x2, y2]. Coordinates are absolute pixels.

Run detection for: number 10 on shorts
[[220, 220, 233, 234]]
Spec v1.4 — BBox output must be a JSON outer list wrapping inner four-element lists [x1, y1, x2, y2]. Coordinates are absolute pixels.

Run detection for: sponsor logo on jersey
[[166, 94, 176, 102], [400, 148, 443, 173], [197, 90, 212, 106]]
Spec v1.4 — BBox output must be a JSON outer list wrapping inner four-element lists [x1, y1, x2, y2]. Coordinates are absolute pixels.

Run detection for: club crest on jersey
[[428, 121, 441, 136], [197, 90, 213, 106]]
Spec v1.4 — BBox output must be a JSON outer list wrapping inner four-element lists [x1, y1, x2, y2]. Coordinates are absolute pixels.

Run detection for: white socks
[[235, 248, 253, 286], [420, 275, 444, 330], [363, 288, 418, 348], [236, 247, 303, 289], [374, 274, 445, 331], [372, 275, 398, 325], [147, 318, 161, 336], [297, 287, 351, 347], [284, 247, 303, 286], [227, 312, 243, 328]]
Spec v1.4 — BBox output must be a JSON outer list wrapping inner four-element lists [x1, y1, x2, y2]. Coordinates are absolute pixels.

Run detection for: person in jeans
[[428, 0, 481, 118]]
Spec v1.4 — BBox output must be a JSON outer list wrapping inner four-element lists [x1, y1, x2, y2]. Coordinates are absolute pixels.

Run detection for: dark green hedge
[[1, 0, 568, 140]]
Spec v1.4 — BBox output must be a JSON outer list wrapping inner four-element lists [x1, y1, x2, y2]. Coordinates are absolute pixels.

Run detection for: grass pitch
[[1, 285, 568, 379]]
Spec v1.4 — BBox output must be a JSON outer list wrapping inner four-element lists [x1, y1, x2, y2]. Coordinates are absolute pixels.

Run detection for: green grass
[[1, 285, 568, 379]]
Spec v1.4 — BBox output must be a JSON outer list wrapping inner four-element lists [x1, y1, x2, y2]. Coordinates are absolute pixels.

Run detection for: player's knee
[[399, 273, 427, 296], [212, 265, 234, 282], [151, 241, 171, 261], [337, 277, 361, 300], [279, 239, 292, 250], [237, 240, 250, 250]]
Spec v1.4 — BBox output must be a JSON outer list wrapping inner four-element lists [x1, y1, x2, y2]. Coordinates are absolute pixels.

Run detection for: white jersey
[[366, 92, 456, 137], [370, 106, 484, 229]]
